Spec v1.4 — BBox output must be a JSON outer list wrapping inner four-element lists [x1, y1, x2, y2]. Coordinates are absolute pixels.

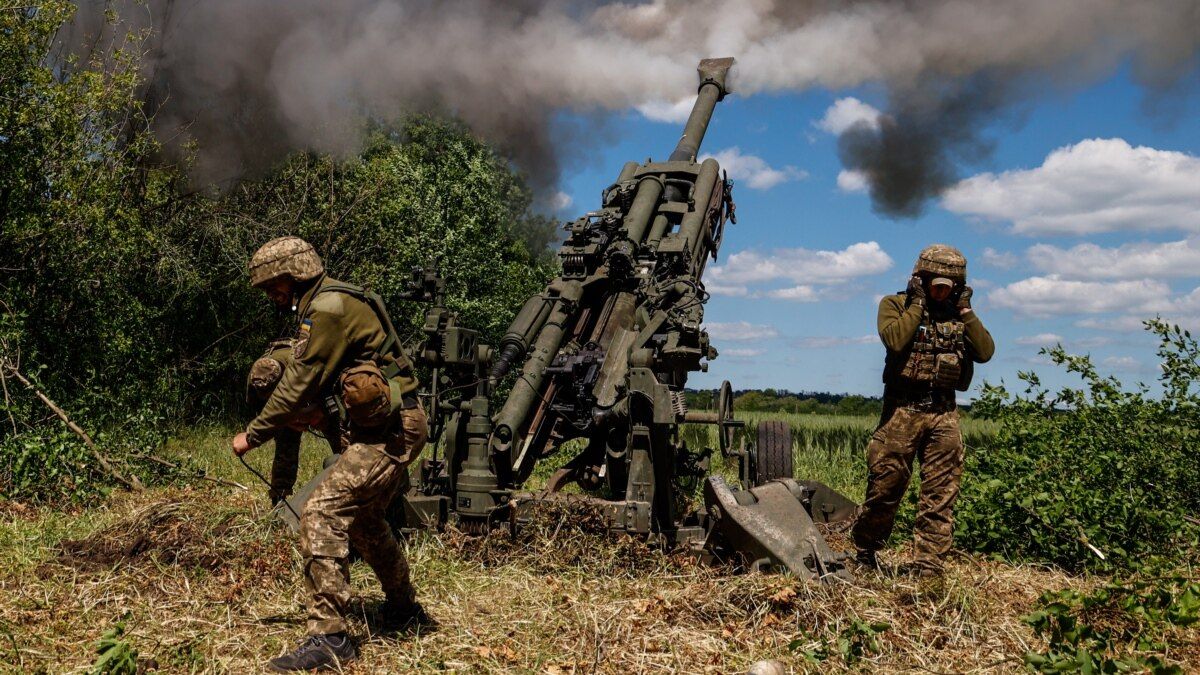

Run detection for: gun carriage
[[287, 59, 856, 579]]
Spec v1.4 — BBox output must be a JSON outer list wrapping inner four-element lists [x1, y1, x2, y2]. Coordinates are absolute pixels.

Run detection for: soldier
[[246, 339, 343, 506], [231, 236, 432, 672], [851, 244, 994, 576]]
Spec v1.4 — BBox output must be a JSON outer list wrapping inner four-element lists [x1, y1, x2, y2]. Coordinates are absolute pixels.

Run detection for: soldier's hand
[[906, 275, 926, 307], [232, 432, 253, 457], [957, 285, 973, 314]]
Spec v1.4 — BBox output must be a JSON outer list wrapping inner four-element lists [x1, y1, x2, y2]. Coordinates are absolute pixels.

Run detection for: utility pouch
[[338, 362, 392, 427], [899, 351, 934, 383], [932, 352, 961, 389]]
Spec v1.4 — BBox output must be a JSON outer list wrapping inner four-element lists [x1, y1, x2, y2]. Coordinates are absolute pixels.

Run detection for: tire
[[754, 420, 794, 485]]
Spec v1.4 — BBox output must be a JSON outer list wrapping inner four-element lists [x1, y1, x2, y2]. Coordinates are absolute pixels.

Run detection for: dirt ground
[[0, 480, 1141, 675]]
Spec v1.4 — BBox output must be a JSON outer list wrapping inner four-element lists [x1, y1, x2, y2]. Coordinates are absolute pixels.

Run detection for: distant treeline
[[685, 388, 884, 416]]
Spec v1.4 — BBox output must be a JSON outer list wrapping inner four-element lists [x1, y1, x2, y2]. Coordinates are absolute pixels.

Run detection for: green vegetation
[[682, 411, 996, 502], [0, 3, 554, 502], [958, 320, 1200, 572], [687, 388, 886, 416], [1023, 577, 1199, 673], [91, 620, 138, 675], [0, 428, 1138, 673]]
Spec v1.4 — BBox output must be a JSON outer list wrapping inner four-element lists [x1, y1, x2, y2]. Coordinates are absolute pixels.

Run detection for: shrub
[[957, 320, 1200, 572]]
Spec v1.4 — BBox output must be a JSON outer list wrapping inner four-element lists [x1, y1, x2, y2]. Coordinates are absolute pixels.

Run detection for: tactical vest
[[312, 280, 420, 424], [888, 311, 967, 391]]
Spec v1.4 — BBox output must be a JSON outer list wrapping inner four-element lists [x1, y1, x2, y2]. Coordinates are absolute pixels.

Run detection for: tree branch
[[2, 361, 144, 491]]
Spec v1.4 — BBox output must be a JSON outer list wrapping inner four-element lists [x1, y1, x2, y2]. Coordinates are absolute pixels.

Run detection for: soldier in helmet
[[851, 244, 994, 576], [245, 339, 343, 506], [231, 236, 432, 672]]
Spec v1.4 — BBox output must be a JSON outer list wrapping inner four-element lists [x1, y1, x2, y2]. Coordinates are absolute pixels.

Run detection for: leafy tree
[[0, 4, 556, 500]]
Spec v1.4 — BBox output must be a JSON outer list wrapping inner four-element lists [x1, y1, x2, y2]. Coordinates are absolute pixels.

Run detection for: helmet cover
[[913, 244, 966, 282], [248, 236, 324, 287]]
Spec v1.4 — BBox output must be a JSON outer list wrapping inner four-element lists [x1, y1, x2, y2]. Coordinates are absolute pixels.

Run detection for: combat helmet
[[248, 236, 324, 288], [913, 244, 966, 282], [246, 339, 293, 403]]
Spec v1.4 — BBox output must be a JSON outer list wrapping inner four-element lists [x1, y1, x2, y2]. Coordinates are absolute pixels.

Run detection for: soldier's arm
[[962, 311, 995, 363], [245, 305, 350, 447], [877, 295, 923, 352]]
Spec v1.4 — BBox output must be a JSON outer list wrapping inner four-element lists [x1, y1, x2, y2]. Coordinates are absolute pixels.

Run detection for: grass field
[[0, 415, 1137, 673]]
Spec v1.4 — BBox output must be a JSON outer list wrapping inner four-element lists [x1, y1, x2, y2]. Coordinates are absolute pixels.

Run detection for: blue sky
[[551, 67, 1200, 398]]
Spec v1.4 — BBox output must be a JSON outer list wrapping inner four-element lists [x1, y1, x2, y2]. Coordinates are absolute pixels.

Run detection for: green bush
[[957, 320, 1200, 572]]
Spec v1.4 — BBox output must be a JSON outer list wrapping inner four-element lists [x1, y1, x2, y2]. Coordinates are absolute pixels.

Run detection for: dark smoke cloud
[[66, 0, 1200, 213], [838, 74, 1013, 218]]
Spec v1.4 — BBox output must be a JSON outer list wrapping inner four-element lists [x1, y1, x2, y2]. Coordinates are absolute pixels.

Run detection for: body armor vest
[[892, 312, 967, 391]]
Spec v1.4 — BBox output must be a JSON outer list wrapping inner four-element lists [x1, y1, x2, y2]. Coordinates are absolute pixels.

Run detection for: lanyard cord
[[238, 454, 302, 522]]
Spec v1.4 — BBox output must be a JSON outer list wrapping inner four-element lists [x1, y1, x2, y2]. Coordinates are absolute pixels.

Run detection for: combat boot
[[380, 598, 437, 632], [266, 633, 356, 672]]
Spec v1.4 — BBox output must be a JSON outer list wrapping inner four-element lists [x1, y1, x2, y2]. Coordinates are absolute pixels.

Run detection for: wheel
[[717, 380, 735, 454], [753, 420, 794, 485]]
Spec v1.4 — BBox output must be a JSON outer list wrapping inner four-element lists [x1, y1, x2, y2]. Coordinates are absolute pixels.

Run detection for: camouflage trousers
[[270, 421, 344, 504], [851, 401, 964, 571], [299, 406, 428, 635]]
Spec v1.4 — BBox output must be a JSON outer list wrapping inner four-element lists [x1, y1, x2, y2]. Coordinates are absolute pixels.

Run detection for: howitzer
[[284, 58, 856, 580]]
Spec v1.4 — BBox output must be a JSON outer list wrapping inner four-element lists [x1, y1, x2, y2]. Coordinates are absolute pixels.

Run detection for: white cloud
[[989, 276, 1170, 317], [943, 139, 1200, 236], [706, 321, 779, 341], [1073, 336, 1115, 348], [1075, 316, 1155, 332], [981, 247, 1019, 270], [701, 147, 807, 190], [635, 96, 696, 124], [722, 348, 764, 358], [1171, 287, 1200, 312], [1027, 239, 1200, 280], [816, 97, 882, 135], [1101, 356, 1143, 372], [1015, 333, 1064, 346], [764, 285, 820, 302], [704, 281, 749, 297], [836, 170, 869, 193], [709, 242, 893, 289], [794, 335, 877, 349], [1076, 314, 1200, 333]]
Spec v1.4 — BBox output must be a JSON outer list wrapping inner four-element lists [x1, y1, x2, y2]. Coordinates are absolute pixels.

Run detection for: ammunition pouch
[[338, 363, 393, 427], [932, 352, 961, 389], [338, 361, 418, 428], [897, 317, 965, 389]]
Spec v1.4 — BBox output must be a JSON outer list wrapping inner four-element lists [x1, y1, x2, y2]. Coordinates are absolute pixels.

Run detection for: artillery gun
[[286, 59, 857, 579]]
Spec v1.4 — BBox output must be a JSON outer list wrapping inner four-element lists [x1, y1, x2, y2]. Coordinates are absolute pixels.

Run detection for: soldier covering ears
[[851, 244, 994, 576]]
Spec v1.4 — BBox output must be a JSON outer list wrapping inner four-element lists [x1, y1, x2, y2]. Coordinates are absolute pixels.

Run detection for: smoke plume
[[69, 0, 1200, 213]]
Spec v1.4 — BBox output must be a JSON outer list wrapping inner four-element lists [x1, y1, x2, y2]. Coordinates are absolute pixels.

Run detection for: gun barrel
[[669, 57, 735, 162]]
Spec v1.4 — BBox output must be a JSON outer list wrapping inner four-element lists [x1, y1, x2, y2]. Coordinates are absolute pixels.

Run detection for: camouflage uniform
[[301, 405, 428, 634], [247, 340, 343, 504], [851, 245, 995, 572], [243, 237, 425, 638]]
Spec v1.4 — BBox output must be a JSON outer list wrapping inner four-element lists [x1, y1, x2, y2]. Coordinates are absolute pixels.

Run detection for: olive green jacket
[[877, 293, 995, 391], [245, 276, 413, 448]]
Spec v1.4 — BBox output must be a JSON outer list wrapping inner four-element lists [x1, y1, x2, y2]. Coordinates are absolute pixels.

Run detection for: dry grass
[[0, 428, 1190, 674]]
